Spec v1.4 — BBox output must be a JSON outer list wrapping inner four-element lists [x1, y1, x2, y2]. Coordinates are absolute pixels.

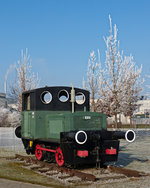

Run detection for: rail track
[[8, 154, 150, 185]]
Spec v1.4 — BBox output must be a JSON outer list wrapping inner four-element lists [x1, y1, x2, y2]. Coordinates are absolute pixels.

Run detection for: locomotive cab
[[15, 86, 135, 167]]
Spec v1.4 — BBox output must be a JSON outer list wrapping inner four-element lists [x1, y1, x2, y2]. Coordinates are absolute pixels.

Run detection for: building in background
[[104, 96, 150, 126], [135, 98, 150, 115], [132, 97, 150, 126], [0, 92, 17, 110]]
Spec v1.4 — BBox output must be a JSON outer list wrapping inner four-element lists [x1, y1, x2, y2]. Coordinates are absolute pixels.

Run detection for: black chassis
[[21, 130, 120, 167], [60, 130, 120, 166]]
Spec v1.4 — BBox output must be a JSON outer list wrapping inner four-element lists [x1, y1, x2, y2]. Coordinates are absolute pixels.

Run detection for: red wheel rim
[[55, 147, 64, 166], [35, 144, 43, 161]]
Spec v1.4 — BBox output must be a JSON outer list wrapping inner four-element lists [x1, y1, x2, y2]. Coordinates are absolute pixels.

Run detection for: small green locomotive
[[15, 86, 135, 167]]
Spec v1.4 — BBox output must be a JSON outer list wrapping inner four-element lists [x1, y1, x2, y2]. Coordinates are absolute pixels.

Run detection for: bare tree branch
[[9, 48, 40, 112]]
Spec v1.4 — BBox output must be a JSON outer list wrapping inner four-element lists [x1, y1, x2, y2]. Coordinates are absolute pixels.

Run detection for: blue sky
[[0, 0, 150, 93]]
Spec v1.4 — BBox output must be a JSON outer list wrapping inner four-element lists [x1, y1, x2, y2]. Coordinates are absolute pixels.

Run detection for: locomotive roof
[[22, 86, 89, 94], [22, 86, 90, 112]]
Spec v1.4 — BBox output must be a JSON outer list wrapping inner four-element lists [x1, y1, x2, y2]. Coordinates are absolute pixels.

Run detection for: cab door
[[46, 115, 65, 142]]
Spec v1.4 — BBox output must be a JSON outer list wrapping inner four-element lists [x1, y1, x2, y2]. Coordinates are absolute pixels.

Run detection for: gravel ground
[[84, 177, 150, 188]]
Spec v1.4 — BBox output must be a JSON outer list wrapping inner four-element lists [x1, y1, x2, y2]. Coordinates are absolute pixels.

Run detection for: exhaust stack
[[70, 83, 75, 113]]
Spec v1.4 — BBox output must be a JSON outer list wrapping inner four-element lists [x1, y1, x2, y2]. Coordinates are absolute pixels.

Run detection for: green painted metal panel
[[21, 111, 35, 138], [71, 112, 107, 131], [21, 110, 107, 141], [47, 118, 64, 139], [34, 111, 46, 139]]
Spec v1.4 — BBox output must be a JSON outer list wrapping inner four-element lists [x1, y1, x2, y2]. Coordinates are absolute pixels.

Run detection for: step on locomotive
[[15, 86, 135, 167]]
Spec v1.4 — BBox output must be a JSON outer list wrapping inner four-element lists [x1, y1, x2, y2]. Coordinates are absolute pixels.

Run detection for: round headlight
[[75, 131, 87, 144]]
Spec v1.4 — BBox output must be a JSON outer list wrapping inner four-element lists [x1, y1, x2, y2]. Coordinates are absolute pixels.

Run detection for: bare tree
[[120, 55, 143, 126], [88, 16, 143, 128], [0, 107, 9, 127], [10, 48, 39, 112], [0, 107, 21, 127], [8, 110, 21, 127], [97, 15, 123, 127], [87, 51, 99, 112]]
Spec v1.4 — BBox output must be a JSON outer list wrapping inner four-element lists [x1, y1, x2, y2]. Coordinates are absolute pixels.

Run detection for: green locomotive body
[[22, 111, 107, 141], [15, 86, 135, 167]]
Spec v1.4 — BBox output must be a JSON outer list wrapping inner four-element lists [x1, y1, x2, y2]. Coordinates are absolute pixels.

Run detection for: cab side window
[[27, 95, 31, 110], [24, 94, 31, 110]]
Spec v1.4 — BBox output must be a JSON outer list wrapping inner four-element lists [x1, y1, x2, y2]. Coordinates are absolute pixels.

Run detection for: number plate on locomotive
[[84, 116, 91, 120]]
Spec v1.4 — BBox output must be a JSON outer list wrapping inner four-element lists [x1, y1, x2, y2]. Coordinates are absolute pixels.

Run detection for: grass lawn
[[0, 149, 65, 188]]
